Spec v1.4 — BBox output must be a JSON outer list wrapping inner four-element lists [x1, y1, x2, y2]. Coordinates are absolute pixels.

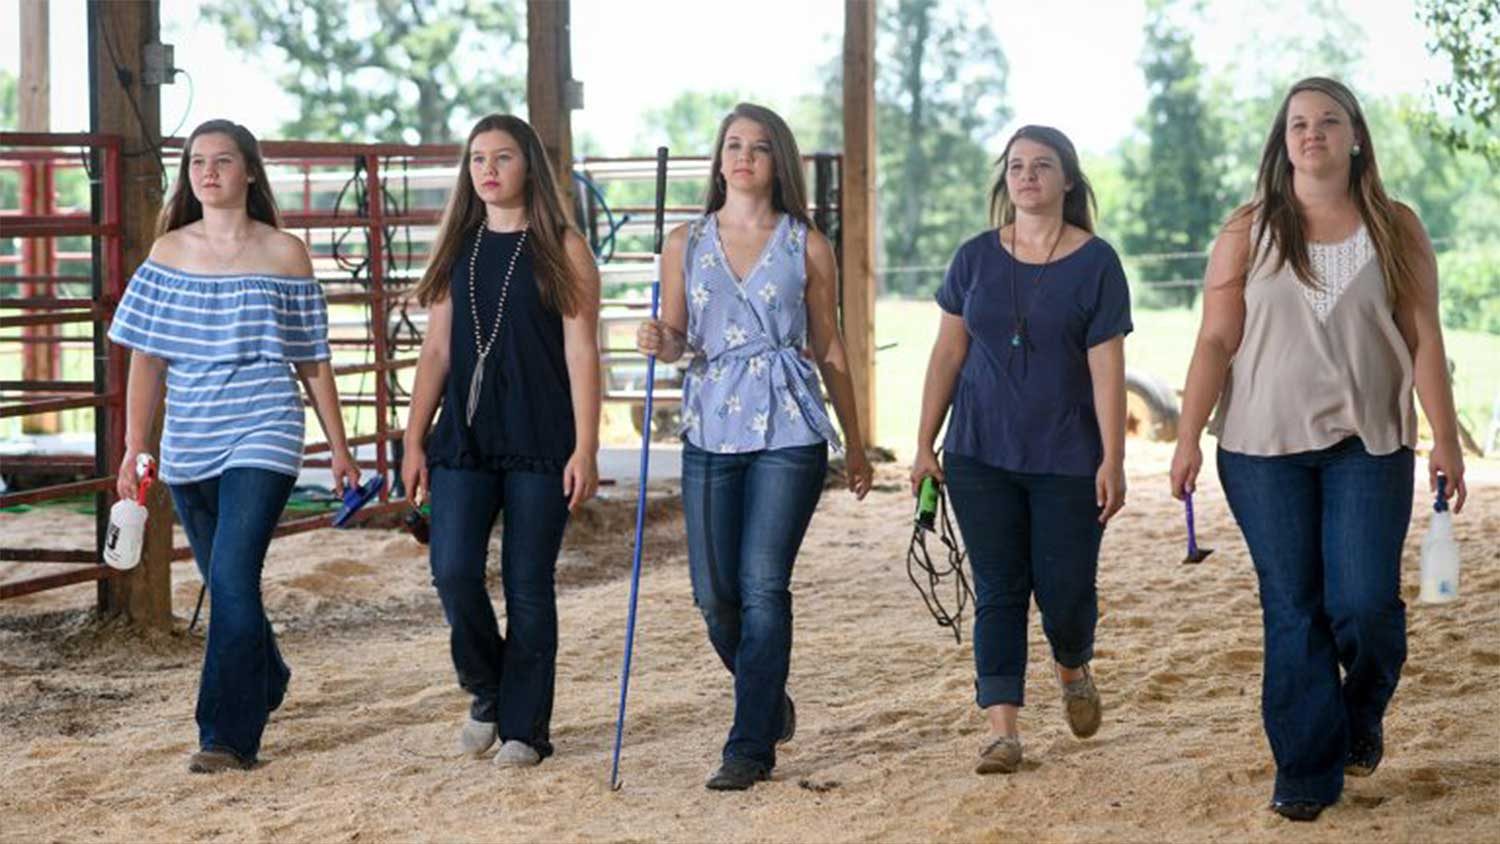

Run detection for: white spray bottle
[[103, 453, 155, 571], [1418, 474, 1460, 604]]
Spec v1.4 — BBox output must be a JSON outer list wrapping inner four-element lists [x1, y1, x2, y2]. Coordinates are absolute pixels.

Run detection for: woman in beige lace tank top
[[1168, 78, 1467, 823]]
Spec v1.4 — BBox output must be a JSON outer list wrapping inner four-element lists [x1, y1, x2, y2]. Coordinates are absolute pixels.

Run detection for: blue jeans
[[1218, 437, 1413, 805], [682, 441, 827, 769], [170, 467, 296, 762], [428, 466, 570, 758], [943, 452, 1103, 708]]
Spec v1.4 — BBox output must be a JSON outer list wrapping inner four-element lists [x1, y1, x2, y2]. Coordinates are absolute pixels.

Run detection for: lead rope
[[906, 470, 974, 644]]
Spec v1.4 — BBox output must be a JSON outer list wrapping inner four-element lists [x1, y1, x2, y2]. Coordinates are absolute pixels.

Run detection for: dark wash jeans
[[428, 465, 570, 758], [682, 441, 827, 769], [170, 467, 297, 762], [1218, 437, 1414, 805], [942, 452, 1104, 709]]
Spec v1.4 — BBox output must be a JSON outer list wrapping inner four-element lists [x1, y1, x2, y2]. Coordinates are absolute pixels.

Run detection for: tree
[[1415, 0, 1499, 163], [1122, 0, 1228, 308], [203, 0, 523, 143], [635, 90, 747, 208], [1211, 0, 1366, 195], [0, 69, 14, 128], [813, 0, 1010, 296], [636, 90, 746, 158], [877, 0, 1010, 295]]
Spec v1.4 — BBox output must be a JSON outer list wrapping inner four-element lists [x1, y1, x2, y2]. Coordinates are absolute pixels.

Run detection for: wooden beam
[[89, 0, 172, 629], [19, 0, 48, 131], [842, 0, 878, 446], [527, 0, 576, 214], [20, 0, 59, 435]]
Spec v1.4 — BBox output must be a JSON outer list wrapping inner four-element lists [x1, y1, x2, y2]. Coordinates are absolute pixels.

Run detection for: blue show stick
[[610, 145, 669, 791]]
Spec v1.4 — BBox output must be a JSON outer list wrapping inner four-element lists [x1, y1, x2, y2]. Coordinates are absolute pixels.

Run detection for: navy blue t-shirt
[[936, 231, 1132, 477]]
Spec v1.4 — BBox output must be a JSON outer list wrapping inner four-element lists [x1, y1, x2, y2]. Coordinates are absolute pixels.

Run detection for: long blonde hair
[[1247, 77, 1421, 305], [413, 114, 580, 314]]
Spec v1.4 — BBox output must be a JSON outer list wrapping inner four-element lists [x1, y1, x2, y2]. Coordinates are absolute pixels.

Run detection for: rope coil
[[906, 473, 974, 644]]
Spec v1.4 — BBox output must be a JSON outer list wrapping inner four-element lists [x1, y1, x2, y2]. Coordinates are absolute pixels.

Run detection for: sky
[[3, 0, 1450, 156]]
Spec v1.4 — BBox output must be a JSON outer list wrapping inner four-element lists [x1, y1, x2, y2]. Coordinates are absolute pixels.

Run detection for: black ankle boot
[[1346, 727, 1384, 777], [706, 757, 771, 791], [1271, 799, 1326, 822]]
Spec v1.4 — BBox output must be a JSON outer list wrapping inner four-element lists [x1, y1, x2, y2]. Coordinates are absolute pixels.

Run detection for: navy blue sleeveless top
[[425, 227, 574, 474]]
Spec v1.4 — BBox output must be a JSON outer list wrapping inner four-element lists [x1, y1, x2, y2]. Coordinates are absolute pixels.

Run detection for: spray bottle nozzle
[[134, 454, 157, 505]]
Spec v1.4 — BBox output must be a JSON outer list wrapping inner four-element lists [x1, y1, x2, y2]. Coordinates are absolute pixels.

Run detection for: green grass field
[[872, 299, 1500, 458]]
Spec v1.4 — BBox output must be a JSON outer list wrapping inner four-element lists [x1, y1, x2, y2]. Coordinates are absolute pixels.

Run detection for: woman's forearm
[[1177, 338, 1234, 442], [566, 341, 602, 454], [403, 346, 448, 449], [815, 339, 865, 452], [1088, 339, 1127, 463], [296, 361, 350, 452], [1412, 337, 1461, 446], [916, 349, 963, 452], [124, 351, 167, 452]]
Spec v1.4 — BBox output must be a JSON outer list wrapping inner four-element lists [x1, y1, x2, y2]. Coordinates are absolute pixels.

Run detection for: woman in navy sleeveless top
[[912, 125, 1131, 776], [110, 120, 361, 773], [636, 103, 873, 791], [402, 115, 602, 768]]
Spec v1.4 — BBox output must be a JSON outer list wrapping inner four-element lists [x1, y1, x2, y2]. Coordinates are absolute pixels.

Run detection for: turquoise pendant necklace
[[1007, 222, 1064, 350]]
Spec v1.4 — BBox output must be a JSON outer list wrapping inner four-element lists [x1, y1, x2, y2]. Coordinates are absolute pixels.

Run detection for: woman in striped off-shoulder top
[[108, 120, 360, 774]]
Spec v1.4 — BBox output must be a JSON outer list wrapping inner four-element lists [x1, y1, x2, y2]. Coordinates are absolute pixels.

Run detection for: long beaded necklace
[[1006, 222, 1065, 349], [465, 221, 527, 426]]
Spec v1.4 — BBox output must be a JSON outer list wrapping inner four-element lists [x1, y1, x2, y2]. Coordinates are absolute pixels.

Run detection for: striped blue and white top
[[107, 260, 330, 485]]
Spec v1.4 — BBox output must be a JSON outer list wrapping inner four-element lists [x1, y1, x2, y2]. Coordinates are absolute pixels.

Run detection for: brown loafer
[[188, 747, 253, 774], [975, 735, 1023, 774], [1060, 663, 1102, 739]]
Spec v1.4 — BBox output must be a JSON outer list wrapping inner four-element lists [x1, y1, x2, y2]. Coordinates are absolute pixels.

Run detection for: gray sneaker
[[975, 735, 1023, 774], [188, 747, 253, 774], [1060, 663, 1102, 739], [493, 740, 542, 768], [457, 718, 497, 758]]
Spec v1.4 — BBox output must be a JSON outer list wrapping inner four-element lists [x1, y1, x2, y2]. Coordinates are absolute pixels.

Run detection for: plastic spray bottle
[[103, 453, 155, 570], [1419, 475, 1461, 604]]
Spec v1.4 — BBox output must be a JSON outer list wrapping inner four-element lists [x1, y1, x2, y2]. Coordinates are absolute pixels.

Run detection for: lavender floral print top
[[677, 213, 841, 454]]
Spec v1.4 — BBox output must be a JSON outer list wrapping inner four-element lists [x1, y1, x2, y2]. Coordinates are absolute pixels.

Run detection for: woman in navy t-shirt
[[911, 125, 1131, 775]]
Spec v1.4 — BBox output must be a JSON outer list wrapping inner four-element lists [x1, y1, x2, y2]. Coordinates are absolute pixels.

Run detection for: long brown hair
[[989, 124, 1096, 232], [1246, 77, 1421, 305], [414, 114, 580, 314], [704, 103, 812, 226], [157, 120, 280, 236]]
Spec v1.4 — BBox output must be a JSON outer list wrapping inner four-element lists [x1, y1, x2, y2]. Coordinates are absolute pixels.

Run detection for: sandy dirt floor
[[2, 440, 1497, 843]]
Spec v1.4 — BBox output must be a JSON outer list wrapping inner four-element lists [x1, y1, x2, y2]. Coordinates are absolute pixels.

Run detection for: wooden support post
[[20, 0, 59, 434], [19, 1, 50, 132], [527, 0, 576, 214], [842, 0, 878, 446], [89, 0, 172, 628]]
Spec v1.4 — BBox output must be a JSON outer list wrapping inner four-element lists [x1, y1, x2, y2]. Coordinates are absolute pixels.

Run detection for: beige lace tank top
[[1209, 225, 1417, 456]]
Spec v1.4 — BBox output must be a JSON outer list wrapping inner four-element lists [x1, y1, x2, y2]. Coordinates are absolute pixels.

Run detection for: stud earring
[[1351, 144, 1362, 156]]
